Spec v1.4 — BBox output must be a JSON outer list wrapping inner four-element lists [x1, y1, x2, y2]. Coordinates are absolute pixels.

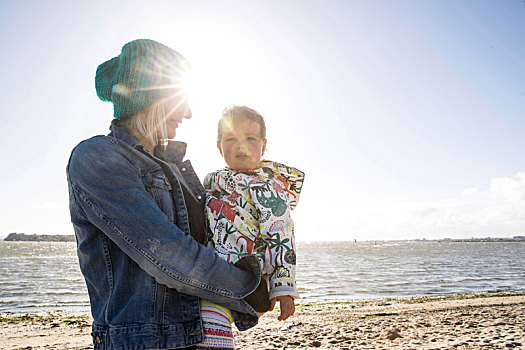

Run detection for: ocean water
[[298, 241, 525, 301], [0, 241, 524, 315]]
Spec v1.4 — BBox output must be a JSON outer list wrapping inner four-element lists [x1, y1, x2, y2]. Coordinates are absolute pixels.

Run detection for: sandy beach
[[1, 293, 524, 349]]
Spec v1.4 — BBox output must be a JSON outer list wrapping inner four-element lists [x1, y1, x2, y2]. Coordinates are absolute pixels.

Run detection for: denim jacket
[[67, 123, 260, 349]]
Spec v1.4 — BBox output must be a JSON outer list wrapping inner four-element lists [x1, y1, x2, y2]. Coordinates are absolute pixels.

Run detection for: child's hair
[[218, 105, 267, 142]]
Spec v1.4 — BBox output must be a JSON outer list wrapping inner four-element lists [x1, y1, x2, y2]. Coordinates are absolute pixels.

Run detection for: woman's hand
[[269, 295, 295, 321]]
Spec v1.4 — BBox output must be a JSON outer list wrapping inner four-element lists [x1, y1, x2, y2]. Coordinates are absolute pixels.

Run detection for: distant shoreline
[[2, 233, 525, 243], [299, 237, 525, 243], [3, 233, 75, 242], [371, 236, 525, 243]]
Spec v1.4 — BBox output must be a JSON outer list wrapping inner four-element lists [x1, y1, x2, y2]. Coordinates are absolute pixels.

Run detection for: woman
[[67, 39, 265, 349]]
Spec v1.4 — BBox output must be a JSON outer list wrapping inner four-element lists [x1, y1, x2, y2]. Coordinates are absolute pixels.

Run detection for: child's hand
[[269, 296, 295, 321]]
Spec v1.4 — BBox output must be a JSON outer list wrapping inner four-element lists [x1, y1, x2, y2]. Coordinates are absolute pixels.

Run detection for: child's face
[[217, 118, 267, 170]]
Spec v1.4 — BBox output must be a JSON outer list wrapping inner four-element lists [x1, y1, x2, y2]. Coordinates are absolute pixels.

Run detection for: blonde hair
[[116, 100, 168, 148]]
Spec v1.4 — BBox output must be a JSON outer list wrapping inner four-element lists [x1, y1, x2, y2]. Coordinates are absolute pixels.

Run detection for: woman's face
[[217, 118, 267, 170], [163, 99, 192, 139]]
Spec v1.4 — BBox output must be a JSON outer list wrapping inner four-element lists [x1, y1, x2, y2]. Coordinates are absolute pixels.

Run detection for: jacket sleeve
[[67, 137, 260, 314], [250, 178, 299, 300]]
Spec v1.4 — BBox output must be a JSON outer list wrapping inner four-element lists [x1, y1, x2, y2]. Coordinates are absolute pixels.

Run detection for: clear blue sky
[[1, 0, 524, 241]]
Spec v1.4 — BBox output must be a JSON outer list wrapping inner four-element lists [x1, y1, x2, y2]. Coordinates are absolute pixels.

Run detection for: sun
[[143, 26, 279, 174], [173, 40, 273, 163], [184, 51, 269, 117]]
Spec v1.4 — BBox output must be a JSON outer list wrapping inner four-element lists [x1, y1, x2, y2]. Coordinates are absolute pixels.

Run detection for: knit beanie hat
[[95, 39, 190, 119]]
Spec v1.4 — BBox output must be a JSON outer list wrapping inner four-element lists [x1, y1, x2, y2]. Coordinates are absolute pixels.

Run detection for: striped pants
[[196, 299, 235, 349]]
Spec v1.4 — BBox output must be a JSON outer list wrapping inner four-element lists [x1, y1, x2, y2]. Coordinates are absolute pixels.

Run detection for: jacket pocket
[[142, 168, 175, 222]]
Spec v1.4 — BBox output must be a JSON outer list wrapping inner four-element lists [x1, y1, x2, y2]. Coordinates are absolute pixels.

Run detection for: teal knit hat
[[95, 39, 190, 119]]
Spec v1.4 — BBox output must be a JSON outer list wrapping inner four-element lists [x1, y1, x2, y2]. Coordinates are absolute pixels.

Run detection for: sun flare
[[173, 39, 275, 167]]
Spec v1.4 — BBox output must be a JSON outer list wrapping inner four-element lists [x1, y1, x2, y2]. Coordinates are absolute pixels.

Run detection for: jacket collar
[[109, 120, 140, 147], [155, 141, 187, 164], [108, 120, 187, 163]]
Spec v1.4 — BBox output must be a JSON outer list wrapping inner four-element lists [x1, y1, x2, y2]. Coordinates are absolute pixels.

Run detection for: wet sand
[[1, 293, 524, 349]]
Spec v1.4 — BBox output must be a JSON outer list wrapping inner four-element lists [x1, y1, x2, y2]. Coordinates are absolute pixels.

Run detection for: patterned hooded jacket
[[204, 160, 304, 299]]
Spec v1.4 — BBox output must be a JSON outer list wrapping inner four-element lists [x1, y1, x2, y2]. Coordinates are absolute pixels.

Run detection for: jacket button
[[178, 210, 185, 216], [181, 167, 186, 172], [95, 335, 102, 344], [164, 178, 170, 185], [197, 195, 202, 200]]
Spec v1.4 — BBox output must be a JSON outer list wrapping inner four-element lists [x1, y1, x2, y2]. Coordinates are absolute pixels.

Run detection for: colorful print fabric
[[197, 299, 234, 349], [204, 160, 304, 299]]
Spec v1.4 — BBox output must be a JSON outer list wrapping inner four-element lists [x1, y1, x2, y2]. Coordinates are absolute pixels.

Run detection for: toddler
[[198, 105, 304, 349]]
